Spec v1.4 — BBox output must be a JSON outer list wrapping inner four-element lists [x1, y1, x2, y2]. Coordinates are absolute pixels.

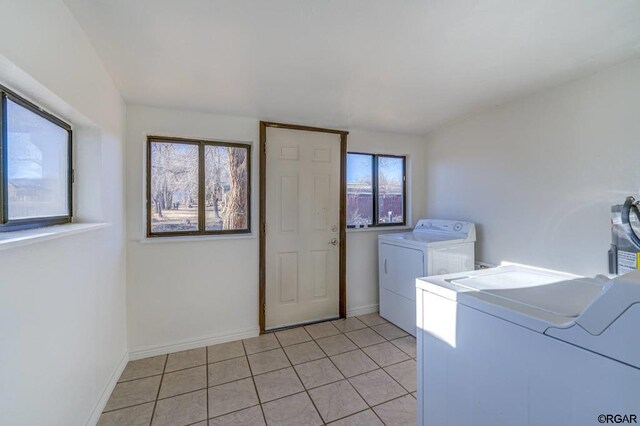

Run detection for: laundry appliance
[[609, 195, 640, 274], [378, 219, 475, 335], [416, 263, 640, 426]]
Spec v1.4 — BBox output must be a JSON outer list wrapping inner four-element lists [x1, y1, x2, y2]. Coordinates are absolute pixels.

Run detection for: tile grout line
[[350, 330, 416, 399], [276, 333, 328, 425], [242, 338, 268, 425], [205, 346, 209, 424], [148, 354, 168, 426], [211, 350, 410, 396], [313, 326, 389, 425], [347, 319, 416, 423], [99, 314, 415, 425], [102, 400, 158, 415], [116, 372, 164, 384], [156, 387, 208, 403], [115, 336, 411, 420], [324, 317, 416, 424]]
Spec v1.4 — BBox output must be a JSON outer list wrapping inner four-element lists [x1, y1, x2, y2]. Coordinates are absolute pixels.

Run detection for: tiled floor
[[98, 313, 417, 425]]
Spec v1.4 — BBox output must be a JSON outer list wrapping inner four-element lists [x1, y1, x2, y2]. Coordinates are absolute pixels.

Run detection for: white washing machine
[[416, 263, 640, 426], [378, 219, 476, 335]]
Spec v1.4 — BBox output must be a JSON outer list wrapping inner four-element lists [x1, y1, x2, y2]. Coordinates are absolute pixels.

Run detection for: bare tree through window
[[148, 137, 251, 236]]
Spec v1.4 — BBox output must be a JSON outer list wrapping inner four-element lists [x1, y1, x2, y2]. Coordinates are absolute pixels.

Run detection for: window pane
[[6, 99, 70, 220], [347, 153, 373, 226], [149, 142, 198, 233], [378, 156, 404, 224], [205, 145, 249, 231]]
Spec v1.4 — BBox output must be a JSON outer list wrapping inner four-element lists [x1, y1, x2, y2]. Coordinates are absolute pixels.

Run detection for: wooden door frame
[[259, 121, 348, 334]]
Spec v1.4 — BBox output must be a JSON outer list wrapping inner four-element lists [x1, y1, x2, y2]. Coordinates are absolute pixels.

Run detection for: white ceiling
[[64, 0, 640, 135]]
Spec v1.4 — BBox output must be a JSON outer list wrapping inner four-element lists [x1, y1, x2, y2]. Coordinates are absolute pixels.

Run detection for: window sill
[[347, 225, 413, 233], [0, 222, 110, 250], [137, 233, 257, 244]]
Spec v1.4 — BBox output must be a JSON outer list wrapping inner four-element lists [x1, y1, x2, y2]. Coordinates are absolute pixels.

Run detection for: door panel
[[266, 127, 341, 329], [280, 175, 298, 232], [311, 249, 328, 298], [278, 252, 298, 303]]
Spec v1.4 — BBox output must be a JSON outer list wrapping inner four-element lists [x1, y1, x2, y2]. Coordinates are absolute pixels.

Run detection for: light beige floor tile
[[349, 369, 406, 406], [412, 391, 417, 398], [207, 340, 245, 363], [283, 341, 325, 365], [243, 334, 280, 355], [97, 402, 154, 426], [308, 380, 368, 423], [209, 405, 265, 426], [345, 328, 386, 348], [372, 323, 409, 340], [253, 367, 304, 402], [208, 356, 251, 386], [248, 348, 290, 375], [118, 355, 166, 382], [331, 317, 367, 333], [362, 342, 410, 367], [373, 394, 417, 426], [165, 347, 206, 372], [208, 377, 259, 418], [328, 409, 384, 426], [384, 359, 416, 392], [305, 322, 341, 339], [315, 334, 357, 356], [275, 327, 312, 347], [356, 313, 388, 327], [104, 375, 161, 411], [330, 350, 378, 378], [159, 365, 206, 398], [153, 389, 207, 426], [262, 392, 323, 426], [294, 358, 344, 389], [390, 335, 416, 358]]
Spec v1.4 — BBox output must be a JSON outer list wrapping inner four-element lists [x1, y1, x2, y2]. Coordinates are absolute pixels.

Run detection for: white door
[[265, 127, 341, 329]]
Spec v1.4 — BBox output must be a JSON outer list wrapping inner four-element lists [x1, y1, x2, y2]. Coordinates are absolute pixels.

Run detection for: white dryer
[[378, 219, 476, 335]]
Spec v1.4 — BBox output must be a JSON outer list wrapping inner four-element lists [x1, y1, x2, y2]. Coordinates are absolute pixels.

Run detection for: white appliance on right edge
[[416, 263, 640, 426], [378, 219, 476, 335]]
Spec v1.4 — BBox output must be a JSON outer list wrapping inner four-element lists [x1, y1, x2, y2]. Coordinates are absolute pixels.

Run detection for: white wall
[[125, 106, 260, 357], [346, 130, 428, 314], [425, 60, 640, 276], [0, 1, 126, 425], [125, 107, 427, 355]]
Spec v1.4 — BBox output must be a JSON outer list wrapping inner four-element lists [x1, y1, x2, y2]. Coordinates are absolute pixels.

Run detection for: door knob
[[331, 225, 338, 232], [329, 238, 338, 246]]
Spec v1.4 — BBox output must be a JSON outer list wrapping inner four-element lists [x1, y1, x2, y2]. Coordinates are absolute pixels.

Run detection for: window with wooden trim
[[0, 85, 73, 232], [146, 136, 251, 237], [346, 152, 406, 227]]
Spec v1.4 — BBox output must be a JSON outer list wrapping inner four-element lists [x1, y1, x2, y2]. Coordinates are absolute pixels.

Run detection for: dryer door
[[380, 243, 425, 300]]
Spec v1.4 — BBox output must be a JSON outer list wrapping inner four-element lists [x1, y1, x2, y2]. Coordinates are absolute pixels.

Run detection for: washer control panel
[[414, 219, 474, 237]]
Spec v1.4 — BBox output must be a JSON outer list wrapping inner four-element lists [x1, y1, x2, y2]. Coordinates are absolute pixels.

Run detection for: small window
[[347, 152, 406, 227], [0, 86, 73, 231], [147, 136, 251, 237]]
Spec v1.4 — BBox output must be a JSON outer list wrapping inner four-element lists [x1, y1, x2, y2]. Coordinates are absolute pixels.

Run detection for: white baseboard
[[129, 328, 260, 360], [347, 304, 379, 317], [85, 350, 129, 426]]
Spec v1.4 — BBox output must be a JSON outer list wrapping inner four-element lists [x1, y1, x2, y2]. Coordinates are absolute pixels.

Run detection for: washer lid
[[451, 269, 605, 318], [416, 264, 606, 332]]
